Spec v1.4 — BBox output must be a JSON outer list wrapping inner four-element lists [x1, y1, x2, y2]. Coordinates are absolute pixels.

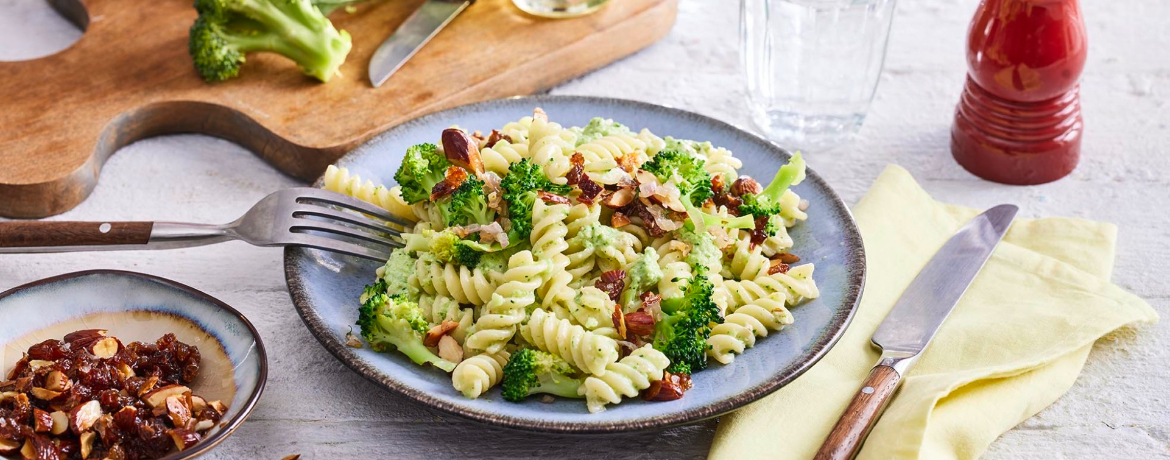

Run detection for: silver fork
[[0, 188, 409, 261]]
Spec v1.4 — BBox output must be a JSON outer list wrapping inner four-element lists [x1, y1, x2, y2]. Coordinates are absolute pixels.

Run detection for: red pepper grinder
[[951, 0, 1087, 185]]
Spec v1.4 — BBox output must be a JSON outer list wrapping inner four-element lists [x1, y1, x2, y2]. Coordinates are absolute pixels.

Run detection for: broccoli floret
[[427, 228, 490, 268], [501, 348, 585, 402], [357, 290, 456, 372], [377, 250, 419, 298], [188, 0, 352, 83], [438, 176, 496, 227], [641, 149, 712, 207], [739, 152, 807, 237], [500, 159, 572, 240], [394, 143, 451, 204], [652, 268, 722, 374]]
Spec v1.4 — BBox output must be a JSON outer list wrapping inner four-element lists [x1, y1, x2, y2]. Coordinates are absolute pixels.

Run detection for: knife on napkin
[[368, 0, 475, 87], [813, 204, 1018, 460]]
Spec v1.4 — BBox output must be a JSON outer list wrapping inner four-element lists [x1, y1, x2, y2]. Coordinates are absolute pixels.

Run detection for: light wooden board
[[0, 0, 678, 218]]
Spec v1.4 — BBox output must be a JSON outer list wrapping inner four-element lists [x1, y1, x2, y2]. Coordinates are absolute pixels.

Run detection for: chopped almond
[[168, 428, 201, 451], [0, 437, 18, 456], [437, 335, 463, 363], [774, 253, 800, 264], [69, 400, 102, 434], [29, 388, 61, 401], [595, 270, 626, 303], [79, 432, 95, 459], [769, 260, 790, 275], [423, 321, 459, 348], [166, 395, 192, 429], [141, 385, 191, 408], [43, 371, 70, 392], [90, 337, 120, 359], [611, 212, 631, 228], [49, 411, 68, 435], [441, 128, 485, 177], [32, 409, 52, 433], [624, 312, 656, 337], [602, 188, 635, 209], [484, 129, 511, 149], [611, 305, 627, 340]]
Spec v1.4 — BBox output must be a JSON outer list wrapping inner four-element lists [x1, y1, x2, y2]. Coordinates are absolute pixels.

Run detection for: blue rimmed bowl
[[0, 270, 267, 459], [285, 95, 865, 433]]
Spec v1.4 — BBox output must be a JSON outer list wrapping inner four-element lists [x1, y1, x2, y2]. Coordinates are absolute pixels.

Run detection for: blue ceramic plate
[[0, 270, 267, 458], [285, 96, 864, 432]]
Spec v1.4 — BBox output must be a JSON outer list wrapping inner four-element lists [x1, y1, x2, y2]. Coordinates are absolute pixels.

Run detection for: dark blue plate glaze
[[284, 96, 864, 433]]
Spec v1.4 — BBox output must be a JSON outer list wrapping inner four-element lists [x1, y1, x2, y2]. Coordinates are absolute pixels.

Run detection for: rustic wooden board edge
[[0, 0, 679, 219]]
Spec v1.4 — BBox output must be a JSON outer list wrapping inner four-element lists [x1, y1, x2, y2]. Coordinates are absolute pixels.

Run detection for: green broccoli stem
[[758, 152, 806, 201], [533, 376, 585, 399], [371, 317, 456, 372], [233, 0, 350, 81]]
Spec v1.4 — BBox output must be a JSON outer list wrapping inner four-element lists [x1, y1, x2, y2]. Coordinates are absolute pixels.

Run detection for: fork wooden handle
[[813, 364, 903, 460], [0, 221, 154, 247]]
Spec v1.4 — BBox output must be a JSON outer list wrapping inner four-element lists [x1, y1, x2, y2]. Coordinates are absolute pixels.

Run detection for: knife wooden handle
[[813, 364, 903, 460], [0, 221, 153, 247]]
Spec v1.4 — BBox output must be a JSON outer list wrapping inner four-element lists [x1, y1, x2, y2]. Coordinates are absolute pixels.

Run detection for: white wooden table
[[3, 0, 1168, 458]]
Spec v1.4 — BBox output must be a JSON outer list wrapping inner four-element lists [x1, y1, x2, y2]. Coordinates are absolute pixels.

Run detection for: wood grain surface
[[0, 0, 678, 219], [813, 365, 902, 460], [0, 221, 152, 247]]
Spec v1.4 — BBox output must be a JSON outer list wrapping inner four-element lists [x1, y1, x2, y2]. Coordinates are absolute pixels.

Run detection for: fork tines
[[286, 188, 410, 261]]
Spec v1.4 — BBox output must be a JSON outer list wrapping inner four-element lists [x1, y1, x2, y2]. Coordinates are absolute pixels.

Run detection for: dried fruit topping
[[167, 428, 201, 451], [611, 211, 631, 228], [768, 260, 790, 275], [484, 129, 511, 149], [26, 340, 65, 362], [595, 270, 626, 303], [611, 305, 627, 340], [64, 329, 109, 349], [576, 175, 603, 204], [565, 152, 585, 186], [730, 176, 763, 196], [774, 253, 800, 264], [430, 166, 469, 201], [69, 400, 102, 434], [537, 190, 571, 205], [642, 372, 692, 401], [624, 312, 656, 337], [750, 215, 769, 247], [165, 396, 192, 429], [441, 128, 485, 177], [33, 409, 53, 433], [142, 385, 191, 409]]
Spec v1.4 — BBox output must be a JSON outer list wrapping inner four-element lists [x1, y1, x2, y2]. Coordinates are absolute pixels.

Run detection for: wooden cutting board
[[0, 0, 677, 218]]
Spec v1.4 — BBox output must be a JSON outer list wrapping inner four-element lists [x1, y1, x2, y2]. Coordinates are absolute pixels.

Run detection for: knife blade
[[368, 0, 473, 88], [814, 204, 1018, 460]]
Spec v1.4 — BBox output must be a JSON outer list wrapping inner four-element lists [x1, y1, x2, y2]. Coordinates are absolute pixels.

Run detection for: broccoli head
[[652, 267, 722, 374], [641, 149, 712, 207], [500, 159, 572, 240], [394, 143, 451, 204], [188, 0, 352, 82], [501, 348, 585, 402], [739, 152, 807, 237], [357, 289, 456, 372], [438, 175, 496, 227], [427, 229, 492, 268]]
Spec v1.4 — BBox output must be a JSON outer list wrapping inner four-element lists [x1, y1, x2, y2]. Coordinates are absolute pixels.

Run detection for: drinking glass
[[513, 0, 612, 18], [741, 0, 897, 150]]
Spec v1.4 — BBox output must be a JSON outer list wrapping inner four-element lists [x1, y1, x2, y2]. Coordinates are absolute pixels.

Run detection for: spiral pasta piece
[[323, 165, 418, 223], [575, 134, 647, 173], [415, 257, 498, 306], [465, 251, 548, 354], [707, 295, 794, 364], [451, 351, 510, 399], [726, 238, 771, 281], [520, 308, 619, 376], [722, 263, 820, 310], [528, 114, 577, 184], [419, 294, 474, 344], [703, 146, 742, 184], [565, 203, 601, 240], [480, 139, 529, 176], [501, 116, 533, 143], [580, 345, 670, 413], [531, 199, 570, 259], [637, 128, 666, 156]]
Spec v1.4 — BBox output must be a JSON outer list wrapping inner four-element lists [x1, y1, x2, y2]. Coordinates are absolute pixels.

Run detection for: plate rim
[[284, 95, 865, 433], [0, 269, 269, 459]]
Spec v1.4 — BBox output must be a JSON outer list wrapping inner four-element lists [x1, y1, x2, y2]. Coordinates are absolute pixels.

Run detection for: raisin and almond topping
[[730, 176, 763, 196], [601, 188, 636, 209], [750, 215, 769, 247], [642, 371, 692, 401], [441, 128, 485, 177], [611, 211, 631, 228], [484, 129, 511, 149], [611, 305, 628, 340], [774, 253, 800, 264], [565, 152, 585, 186], [0, 331, 224, 460], [423, 321, 460, 348], [624, 311, 656, 337], [768, 260, 790, 275], [595, 270, 626, 303], [537, 190, 571, 205], [430, 166, 469, 201], [575, 175, 603, 205]]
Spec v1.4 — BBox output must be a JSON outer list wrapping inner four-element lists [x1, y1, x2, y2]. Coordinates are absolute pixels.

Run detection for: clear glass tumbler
[[512, 0, 612, 18], [741, 0, 897, 150]]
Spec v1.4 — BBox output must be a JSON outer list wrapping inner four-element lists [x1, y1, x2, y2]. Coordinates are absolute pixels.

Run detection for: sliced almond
[[69, 400, 103, 434], [166, 395, 192, 429], [29, 387, 62, 401], [142, 384, 190, 408], [26, 360, 54, 372], [168, 428, 201, 451], [79, 431, 95, 459], [436, 335, 463, 363], [44, 370, 71, 392], [774, 252, 800, 264], [32, 409, 53, 433], [137, 375, 159, 397], [50, 411, 69, 435], [19, 439, 32, 460], [602, 188, 636, 209], [207, 400, 228, 414], [113, 406, 138, 432], [0, 437, 18, 456], [190, 395, 208, 415], [423, 321, 459, 348], [90, 337, 120, 359], [193, 419, 215, 432]]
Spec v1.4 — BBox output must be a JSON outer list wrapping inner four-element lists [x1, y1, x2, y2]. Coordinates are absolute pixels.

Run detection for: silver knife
[[368, 0, 474, 87], [814, 204, 1018, 460]]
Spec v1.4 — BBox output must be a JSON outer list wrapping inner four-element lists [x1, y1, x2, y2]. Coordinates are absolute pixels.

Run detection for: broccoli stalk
[[652, 268, 722, 374], [438, 176, 496, 227], [393, 143, 451, 204], [501, 348, 585, 402], [500, 159, 572, 241], [311, 0, 366, 15], [188, 0, 352, 82], [739, 152, 807, 237], [357, 289, 457, 372], [642, 149, 752, 233]]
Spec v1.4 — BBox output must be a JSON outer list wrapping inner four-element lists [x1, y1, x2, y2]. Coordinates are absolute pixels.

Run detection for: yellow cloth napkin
[[709, 165, 1158, 460]]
